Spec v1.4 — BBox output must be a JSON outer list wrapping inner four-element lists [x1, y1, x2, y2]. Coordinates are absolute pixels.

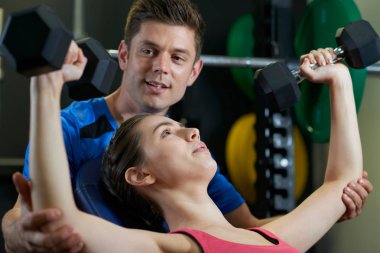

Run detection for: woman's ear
[[125, 167, 155, 186]]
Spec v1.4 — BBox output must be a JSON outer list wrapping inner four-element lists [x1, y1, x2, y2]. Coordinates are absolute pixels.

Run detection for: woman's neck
[[153, 188, 234, 231]]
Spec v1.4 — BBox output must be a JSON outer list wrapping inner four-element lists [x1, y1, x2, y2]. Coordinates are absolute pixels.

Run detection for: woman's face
[[138, 115, 217, 188]]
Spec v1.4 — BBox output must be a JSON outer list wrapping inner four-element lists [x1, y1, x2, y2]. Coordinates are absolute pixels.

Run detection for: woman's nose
[[185, 128, 200, 141]]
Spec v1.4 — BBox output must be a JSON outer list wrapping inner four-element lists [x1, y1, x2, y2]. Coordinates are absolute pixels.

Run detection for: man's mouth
[[145, 80, 169, 89]]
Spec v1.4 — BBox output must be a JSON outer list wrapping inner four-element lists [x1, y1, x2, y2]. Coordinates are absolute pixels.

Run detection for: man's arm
[[1, 173, 83, 253], [339, 171, 373, 221]]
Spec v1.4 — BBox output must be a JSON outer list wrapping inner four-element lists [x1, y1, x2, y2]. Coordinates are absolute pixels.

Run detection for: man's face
[[120, 21, 203, 114]]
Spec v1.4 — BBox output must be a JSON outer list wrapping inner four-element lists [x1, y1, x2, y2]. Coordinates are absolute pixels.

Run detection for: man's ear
[[118, 40, 129, 71], [125, 167, 155, 186], [187, 58, 204, 87]]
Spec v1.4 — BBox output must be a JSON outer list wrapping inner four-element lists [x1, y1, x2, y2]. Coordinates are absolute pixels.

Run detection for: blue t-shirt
[[23, 97, 244, 214]]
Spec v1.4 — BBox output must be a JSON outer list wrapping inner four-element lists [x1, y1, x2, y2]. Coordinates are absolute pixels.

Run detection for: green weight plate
[[227, 13, 255, 100], [294, 0, 367, 143]]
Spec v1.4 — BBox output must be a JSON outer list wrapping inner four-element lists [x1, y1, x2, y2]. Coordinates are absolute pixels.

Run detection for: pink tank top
[[170, 227, 301, 253]]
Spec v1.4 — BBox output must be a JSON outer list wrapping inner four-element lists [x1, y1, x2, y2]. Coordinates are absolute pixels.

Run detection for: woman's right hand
[[61, 41, 87, 83]]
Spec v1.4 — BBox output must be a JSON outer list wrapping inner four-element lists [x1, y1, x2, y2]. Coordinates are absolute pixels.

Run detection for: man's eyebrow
[[140, 40, 159, 48], [152, 121, 184, 134], [172, 47, 191, 56]]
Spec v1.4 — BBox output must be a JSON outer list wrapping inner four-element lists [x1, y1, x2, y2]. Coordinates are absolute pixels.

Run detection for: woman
[[24, 42, 362, 253]]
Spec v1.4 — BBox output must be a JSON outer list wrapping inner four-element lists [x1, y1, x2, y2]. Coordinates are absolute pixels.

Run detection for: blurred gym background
[[0, 0, 379, 252]]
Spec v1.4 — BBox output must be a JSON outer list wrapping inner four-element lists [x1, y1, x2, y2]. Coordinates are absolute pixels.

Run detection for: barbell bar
[[107, 49, 380, 75]]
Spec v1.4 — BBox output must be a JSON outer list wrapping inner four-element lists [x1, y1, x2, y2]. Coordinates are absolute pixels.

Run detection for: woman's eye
[[161, 130, 171, 138]]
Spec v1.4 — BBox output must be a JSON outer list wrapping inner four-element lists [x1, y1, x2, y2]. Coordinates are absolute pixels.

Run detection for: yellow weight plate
[[226, 113, 257, 204], [226, 113, 309, 204]]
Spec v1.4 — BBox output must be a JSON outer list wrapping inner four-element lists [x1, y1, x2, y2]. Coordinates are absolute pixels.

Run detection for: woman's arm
[[29, 43, 85, 216], [262, 49, 363, 252]]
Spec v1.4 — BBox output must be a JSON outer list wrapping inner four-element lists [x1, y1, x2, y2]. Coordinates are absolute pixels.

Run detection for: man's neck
[[105, 86, 168, 126]]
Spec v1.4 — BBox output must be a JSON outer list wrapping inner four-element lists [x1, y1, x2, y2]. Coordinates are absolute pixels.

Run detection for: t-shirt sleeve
[[22, 145, 31, 180], [207, 166, 245, 214], [22, 113, 79, 181], [60, 114, 80, 176]]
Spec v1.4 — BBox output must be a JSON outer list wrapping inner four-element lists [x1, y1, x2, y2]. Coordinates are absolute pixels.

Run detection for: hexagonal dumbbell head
[[336, 19, 380, 69], [67, 37, 118, 101], [0, 5, 72, 76], [254, 62, 300, 112]]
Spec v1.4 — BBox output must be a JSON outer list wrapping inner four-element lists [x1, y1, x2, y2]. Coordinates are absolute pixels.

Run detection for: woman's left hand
[[299, 48, 350, 85]]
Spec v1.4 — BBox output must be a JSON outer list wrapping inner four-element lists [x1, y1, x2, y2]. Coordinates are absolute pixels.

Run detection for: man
[[2, 0, 373, 252]]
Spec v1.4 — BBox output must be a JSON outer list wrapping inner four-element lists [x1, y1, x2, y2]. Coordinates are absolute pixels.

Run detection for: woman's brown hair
[[102, 114, 164, 231]]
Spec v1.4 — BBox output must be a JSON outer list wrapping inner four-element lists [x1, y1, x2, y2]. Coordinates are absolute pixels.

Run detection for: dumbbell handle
[[291, 47, 345, 83]]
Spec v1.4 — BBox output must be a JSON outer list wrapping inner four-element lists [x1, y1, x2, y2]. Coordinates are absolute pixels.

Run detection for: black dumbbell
[[0, 5, 117, 101], [66, 37, 117, 101], [254, 19, 380, 112]]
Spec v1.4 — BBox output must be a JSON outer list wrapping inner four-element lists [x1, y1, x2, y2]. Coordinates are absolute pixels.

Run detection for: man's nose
[[152, 53, 169, 74]]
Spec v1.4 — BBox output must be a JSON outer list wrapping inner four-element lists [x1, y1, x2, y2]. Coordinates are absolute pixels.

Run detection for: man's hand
[[3, 173, 83, 253], [340, 171, 373, 222]]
